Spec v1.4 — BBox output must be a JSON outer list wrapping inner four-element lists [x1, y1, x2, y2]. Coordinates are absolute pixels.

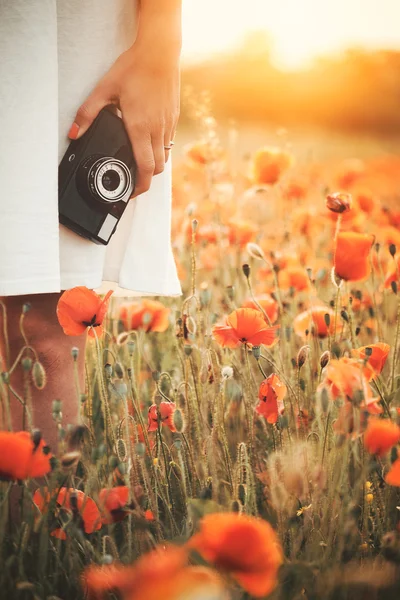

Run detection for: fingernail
[[68, 122, 80, 140]]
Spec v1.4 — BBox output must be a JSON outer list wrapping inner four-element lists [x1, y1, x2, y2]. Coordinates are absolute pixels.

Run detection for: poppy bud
[[71, 347, 79, 360], [341, 309, 349, 323], [101, 555, 114, 565], [31, 429, 42, 450], [104, 363, 113, 378], [297, 345, 309, 369], [114, 362, 124, 379], [184, 345, 192, 357], [364, 346, 373, 357], [152, 370, 160, 382], [326, 191, 352, 214], [135, 442, 146, 457], [252, 346, 261, 360], [391, 281, 398, 295], [127, 341, 135, 355], [173, 408, 185, 433], [320, 350, 330, 369], [246, 242, 265, 260], [375, 242, 380, 253], [22, 302, 31, 314], [1, 372, 9, 384], [389, 243, 397, 257], [21, 357, 32, 372], [191, 219, 198, 233], [32, 361, 46, 390], [52, 399, 62, 414], [242, 263, 251, 278]]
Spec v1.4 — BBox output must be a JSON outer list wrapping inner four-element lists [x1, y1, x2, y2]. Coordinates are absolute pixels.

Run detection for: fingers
[[68, 84, 112, 140], [127, 124, 155, 197], [164, 129, 175, 163], [152, 132, 165, 176]]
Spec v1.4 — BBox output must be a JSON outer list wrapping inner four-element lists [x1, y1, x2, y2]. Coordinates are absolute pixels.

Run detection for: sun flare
[[182, 0, 400, 69]]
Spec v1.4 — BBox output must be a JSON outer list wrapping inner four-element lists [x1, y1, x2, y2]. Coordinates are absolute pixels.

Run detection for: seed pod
[[341, 309, 349, 323], [1, 372, 9, 384], [389, 243, 397, 257], [114, 362, 124, 379], [184, 344, 193, 357], [391, 281, 398, 295], [22, 303, 31, 314], [71, 347, 79, 360], [320, 350, 330, 369], [21, 357, 32, 372], [104, 363, 113, 378], [32, 361, 46, 390], [252, 346, 261, 360]]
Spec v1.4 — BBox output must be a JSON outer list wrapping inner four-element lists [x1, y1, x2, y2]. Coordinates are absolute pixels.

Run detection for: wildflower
[[83, 546, 226, 600], [189, 512, 283, 598], [333, 401, 369, 439], [148, 402, 176, 432], [322, 357, 381, 413], [278, 266, 310, 292], [293, 305, 337, 339], [364, 418, 400, 456], [33, 487, 102, 539], [184, 140, 223, 165], [57, 286, 113, 337], [242, 294, 279, 324], [385, 459, 400, 487], [212, 308, 278, 349], [326, 192, 353, 214], [252, 146, 293, 185], [227, 219, 257, 248], [352, 343, 390, 380], [0, 431, 52, 481], [255, 374, 287, 424], [221, 366, 234, 380], [99, 486, 130, 524], [334, 232, 375, 282], [119, 300, 170, 333]]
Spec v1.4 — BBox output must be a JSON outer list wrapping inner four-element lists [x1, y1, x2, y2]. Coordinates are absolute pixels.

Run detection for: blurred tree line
[[181, 32, 400, 133]]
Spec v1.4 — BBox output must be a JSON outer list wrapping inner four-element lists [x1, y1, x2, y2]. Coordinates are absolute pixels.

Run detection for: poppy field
[[1, 126, 400, 600]]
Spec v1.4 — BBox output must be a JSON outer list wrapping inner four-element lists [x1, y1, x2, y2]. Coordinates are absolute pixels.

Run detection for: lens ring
[[90, 157, 133, 203]]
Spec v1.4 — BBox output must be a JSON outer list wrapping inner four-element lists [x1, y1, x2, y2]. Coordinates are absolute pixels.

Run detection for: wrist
[[135, 4, 182, 65]]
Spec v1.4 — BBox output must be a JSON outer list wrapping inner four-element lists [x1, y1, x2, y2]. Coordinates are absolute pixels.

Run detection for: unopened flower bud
[[192, 219, 198, 233], [127, 341, 135, 355], [246, 242, 265, 260], [71, 347, 79, 360], [297, 345, 309, 369], [31, 429, 42, 450], [1, 372, 9, 384], [152, 370, 160, 382], [326, 192, 352, 214], [32, 361, 46, 390], [389, 243, 397, 257], [341, 309, 349, 323], [391, 281, 398, 295], [320, 350, 330, 369], [242, 263, 251, 278], [114, 362, 124, 379], [101, 555, 114, 566], [184, 344, 193, 356], [252, 346, 261, 360], [22, 303, 31, 314], [104, 363, 113, 378], [21, 357, 32, 372], [173, 408, 185, 433]]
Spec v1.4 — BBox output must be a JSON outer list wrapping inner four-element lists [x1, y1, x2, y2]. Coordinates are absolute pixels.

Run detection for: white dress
[[0, 0, 182, 298]]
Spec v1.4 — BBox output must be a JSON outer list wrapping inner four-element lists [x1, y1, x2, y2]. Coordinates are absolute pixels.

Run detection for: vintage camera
[[59, 106, 136, 245]]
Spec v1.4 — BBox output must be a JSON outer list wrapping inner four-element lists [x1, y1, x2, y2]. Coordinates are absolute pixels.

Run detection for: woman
[[0, 0, 183, 445]]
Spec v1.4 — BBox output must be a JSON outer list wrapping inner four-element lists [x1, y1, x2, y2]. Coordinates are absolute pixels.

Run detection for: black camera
[[58, 106, 136, 245]]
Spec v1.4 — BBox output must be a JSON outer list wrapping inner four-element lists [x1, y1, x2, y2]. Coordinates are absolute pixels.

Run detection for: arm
[[69, 0, 182, 197]]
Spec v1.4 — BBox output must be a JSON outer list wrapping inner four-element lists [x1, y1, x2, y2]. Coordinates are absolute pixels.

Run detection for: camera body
[[58, 106, 136, 245]]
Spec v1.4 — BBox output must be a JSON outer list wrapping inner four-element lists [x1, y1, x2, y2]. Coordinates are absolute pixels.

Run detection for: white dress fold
[[0, 0, 182, 298]]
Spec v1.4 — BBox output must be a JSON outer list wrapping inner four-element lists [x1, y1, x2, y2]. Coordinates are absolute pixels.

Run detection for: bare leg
[[0, 293, 86, 452]]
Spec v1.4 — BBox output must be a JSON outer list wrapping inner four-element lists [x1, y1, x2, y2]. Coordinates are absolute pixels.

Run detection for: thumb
[[68, 87, 112, 140]]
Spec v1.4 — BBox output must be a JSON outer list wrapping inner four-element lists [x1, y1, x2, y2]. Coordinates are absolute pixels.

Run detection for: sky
[[182, 0, 400, 69]]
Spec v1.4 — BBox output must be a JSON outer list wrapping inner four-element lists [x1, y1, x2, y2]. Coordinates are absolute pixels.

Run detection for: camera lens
[[77, 155, 133, 204], [101, 169, 121, 192]]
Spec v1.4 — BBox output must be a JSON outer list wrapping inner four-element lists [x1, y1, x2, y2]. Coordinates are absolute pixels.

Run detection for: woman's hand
[[68, 38, 181, 197]]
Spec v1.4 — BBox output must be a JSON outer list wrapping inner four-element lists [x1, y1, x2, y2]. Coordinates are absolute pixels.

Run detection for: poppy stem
[[390, 297, 400, 393]]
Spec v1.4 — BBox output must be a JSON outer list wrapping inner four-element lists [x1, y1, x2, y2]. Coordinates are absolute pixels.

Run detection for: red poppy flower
[[148, 402, 176, 432], [119, 300, 170, 333], [255, 374, 286, 424], [364, 418, 400, 456], [252, 147, 293, 185], [242, 294, 279, 324], [385, 458, 400, 487], [212, 308, 278, 349], [189, 512, 283, 598], [57, 286, 113, 337], [0, 431, 52, 481], [334, 232, 375, 282], [227, 219, 257, 248], [33, 487, 102, 539], [351, 343, 390, 380], [293, 305, 337, 339], [322, 358, 381, 413], [278, 266, 310, 292], [83, 546, 224, 600], [326, 192, 352, 214], [99, 486, 130, 524]]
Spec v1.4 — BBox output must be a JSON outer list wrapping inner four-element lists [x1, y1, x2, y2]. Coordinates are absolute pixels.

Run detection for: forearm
[[136, 0, 182, 63]]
